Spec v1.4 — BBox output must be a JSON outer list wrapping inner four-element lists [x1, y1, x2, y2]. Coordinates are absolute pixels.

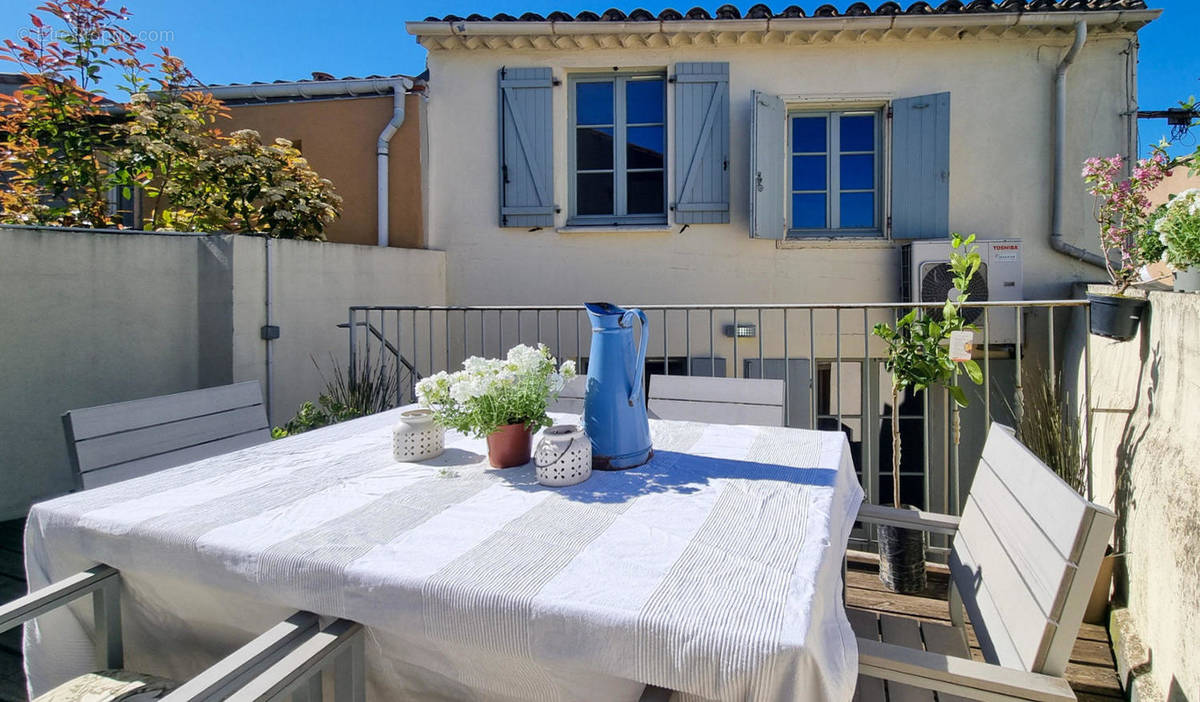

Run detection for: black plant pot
[[1087, 293, 1148, 342], [878, 522, 926, 594]]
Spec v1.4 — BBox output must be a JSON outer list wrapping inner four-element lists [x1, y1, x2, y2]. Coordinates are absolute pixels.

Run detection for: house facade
[[407, 2, 1157, 306], [204, 74, 428, 249]]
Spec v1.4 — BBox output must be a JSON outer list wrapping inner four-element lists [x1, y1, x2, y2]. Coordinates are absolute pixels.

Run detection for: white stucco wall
[[0, 227, 446, 518], [1073, 288, 1200, 700], [422, 33, 1136, 307]]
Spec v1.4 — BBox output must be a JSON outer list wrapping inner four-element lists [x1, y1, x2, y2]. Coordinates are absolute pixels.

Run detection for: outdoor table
[[24, 408, 864, 701]]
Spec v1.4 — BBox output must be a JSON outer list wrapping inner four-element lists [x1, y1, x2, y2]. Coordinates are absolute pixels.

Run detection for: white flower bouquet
[[416, 344, 576, 438], [1154, 187, 1200, 271]]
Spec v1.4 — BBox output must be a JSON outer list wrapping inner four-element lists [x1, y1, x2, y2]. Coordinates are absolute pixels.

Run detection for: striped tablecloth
[[24, 408, 864, 701]]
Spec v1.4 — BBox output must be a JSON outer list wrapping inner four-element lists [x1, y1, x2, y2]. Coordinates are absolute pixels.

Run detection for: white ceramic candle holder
[[534, 424, 591, 487], [393, 409, 445, 462]]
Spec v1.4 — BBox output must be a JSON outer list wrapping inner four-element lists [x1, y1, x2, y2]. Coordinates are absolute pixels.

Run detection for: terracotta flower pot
[[486, 423, 532, 468]]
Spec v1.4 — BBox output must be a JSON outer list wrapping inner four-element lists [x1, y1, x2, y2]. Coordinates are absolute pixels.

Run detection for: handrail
[[350, 300, 1088, 312]]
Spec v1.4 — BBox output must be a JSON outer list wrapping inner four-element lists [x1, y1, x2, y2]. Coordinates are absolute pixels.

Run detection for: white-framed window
[[567, 72, 667, 225], [787, 107, 883, 237]]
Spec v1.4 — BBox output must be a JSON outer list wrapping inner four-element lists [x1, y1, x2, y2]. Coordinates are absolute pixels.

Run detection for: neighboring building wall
[[0, 226, 446, 519], [422, 35, 1133, 308], [220, 93, 426, 248], [1075, 288, 1199, 700], [1147, 156, 1200, 208]]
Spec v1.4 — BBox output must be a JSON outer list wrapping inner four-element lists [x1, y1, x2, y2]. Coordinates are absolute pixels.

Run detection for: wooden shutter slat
[[672, 62, 729, 225], [891, 92, 950, 239], [499, 67, 554, 227], [750, 91, 786, 239]]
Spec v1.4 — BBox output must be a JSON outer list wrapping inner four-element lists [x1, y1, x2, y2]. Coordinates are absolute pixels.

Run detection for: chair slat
[[646, 398, 784, 427], [951, 499, 1055, 672], [74, 405, 269, 473], [919, 621, 969, 660], [967, 460, 1076, 618], [916, 628, 976, 702], [649, 375, 784, 405], [79, 430, 269, 489], [978, 427, 1091, 561], [879, 616, 935, 702], [65, 381, 265, 440], [549, 377, 586, 414]]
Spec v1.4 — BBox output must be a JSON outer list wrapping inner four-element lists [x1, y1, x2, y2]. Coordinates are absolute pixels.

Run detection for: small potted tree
[[872, 233, 983, 593], [1081, 151, 1173, 339]]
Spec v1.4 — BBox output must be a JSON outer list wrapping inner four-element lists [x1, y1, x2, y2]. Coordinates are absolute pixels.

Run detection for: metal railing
[[347, 300, 1092, 552]]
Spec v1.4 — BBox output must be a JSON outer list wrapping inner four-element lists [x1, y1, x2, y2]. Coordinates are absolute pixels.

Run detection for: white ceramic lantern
[[534, 425, 591, 487], [393, 409, 444, 462]]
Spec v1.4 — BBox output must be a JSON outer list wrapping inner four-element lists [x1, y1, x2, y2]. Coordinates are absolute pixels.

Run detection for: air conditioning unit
[[900, 239, 1023, 346]]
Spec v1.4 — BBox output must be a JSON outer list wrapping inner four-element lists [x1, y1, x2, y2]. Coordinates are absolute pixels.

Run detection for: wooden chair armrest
[[223, 618, 365, 702], [0, 565, 118, 634], [856, 503, 961, 536], [160, 612, 320, 702], [857, 638, 1076, 701]]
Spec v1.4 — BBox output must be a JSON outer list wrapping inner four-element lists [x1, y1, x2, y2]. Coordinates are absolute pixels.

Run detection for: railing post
[[348, 308, 357, 393]]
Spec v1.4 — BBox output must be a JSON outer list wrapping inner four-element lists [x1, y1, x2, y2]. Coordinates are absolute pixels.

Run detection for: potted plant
[[1153, 188, 1200, 293], [416, 344, 576, 468], [1081, 151, 1173, 339], [872, 233, 984, 594]]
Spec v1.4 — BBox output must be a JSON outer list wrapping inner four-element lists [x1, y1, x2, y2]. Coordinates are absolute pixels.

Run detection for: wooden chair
[[548, 375, 587, 415], [11, 566, 364, 702], [62, 381, 271, 490], [647, 375, 785, 427], [851, 423, 1115, 701]]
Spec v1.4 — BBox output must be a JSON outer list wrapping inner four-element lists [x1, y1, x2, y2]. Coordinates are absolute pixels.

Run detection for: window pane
[[791, 116, 826, 153], [577, 127, 613, 170], [626, 79, 664, 124], [627, 126, 664, 169], [840, 154, 874, 190], [577, 172, 614, 215], [840, 192, 875, 228], [791, 155, 826, 191], [792, 193, 826, 228], [840, 114, 875, 152], [627, 171, 664, 214], [576, 82, 613, 125]]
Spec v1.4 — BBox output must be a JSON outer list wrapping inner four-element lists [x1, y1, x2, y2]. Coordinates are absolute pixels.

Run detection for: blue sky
[[2, 0, 1196, 156]]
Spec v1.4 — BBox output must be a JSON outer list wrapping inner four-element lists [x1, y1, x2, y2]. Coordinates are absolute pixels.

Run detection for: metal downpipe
[[1051, 20, 1107, 269]]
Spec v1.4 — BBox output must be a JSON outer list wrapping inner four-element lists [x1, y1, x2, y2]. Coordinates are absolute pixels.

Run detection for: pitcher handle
[[622, 308, 649, 406]]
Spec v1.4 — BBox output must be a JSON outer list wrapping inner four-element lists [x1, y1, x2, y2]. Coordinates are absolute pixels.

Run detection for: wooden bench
[[851, 423, 1115, 701], [647, 375, 785, 427], [62, 381, 270, 490]]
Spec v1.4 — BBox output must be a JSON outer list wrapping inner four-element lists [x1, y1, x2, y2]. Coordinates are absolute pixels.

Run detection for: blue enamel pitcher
[[584, 302, 653, 470]]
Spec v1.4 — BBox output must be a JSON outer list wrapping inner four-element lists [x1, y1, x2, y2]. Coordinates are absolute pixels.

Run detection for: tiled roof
[[205, 72, 420, 90], [423, 0, 1149, 22]]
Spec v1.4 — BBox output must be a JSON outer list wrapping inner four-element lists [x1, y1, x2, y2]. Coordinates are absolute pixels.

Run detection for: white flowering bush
[[1154, 188, 1200, 271], [416, 344, 576, 438]]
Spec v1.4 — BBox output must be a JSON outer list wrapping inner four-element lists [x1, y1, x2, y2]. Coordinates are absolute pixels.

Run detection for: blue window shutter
[[673, 62, 729, 225], [499, 67, 555, 227], [750, 91, 786, 239], [891, 92, 950, 239]]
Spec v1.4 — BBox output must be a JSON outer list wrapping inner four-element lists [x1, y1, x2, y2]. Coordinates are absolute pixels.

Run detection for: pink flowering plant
[[1082, 148, 1174, 293]]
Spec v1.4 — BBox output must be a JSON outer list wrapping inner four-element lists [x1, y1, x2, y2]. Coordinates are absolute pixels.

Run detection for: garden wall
[[1070, 286, 1200, 701], [0, 226, 445, 520]]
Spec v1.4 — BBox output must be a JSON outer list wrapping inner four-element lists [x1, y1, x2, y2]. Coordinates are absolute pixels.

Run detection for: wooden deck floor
[[0, 521, 1122, 701], [845, 560, 1124, 701]]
